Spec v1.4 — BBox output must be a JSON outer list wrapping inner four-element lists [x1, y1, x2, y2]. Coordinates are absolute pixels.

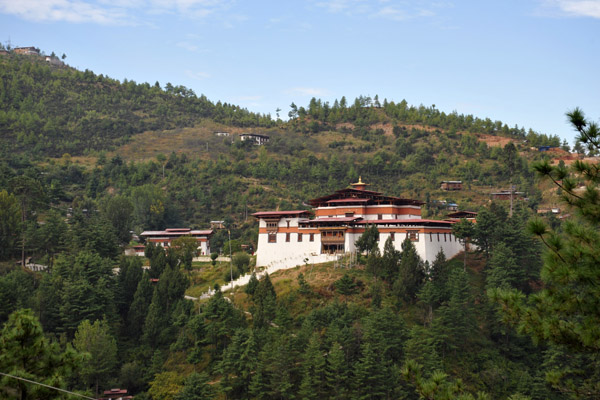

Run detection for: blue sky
[[1, 0, 598, 144]]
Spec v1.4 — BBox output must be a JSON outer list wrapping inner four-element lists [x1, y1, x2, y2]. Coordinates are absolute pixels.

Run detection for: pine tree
[[354, 342, 387, 399], [334, 273, 358, 300], [432, 268, 477, 358], [493, 109, 600, 397], [394, 237, 426, 304], [218, 328, 259, 399], [381, 236, 401, 282], [143, 287, 168, 347], [73, 319, 118, 397], [0, 309, 82, 400], [298, 333, 326, 400], [176, 372, 215, 400], [127, 271, 153, 338], [251, 273, 277, 330], [356, 224, 379, 255], [325, 341, 349, 399]]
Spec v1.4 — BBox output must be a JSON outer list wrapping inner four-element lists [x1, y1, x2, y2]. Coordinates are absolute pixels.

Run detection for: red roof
[[253, 210, 311, 218], [326, 198, 370, 204], [140, 229, 212, 236], [309, 217, 363, 223], [308, 188, 423, 208], [104, 389, 128, 395], [360, 219, 455, 226]]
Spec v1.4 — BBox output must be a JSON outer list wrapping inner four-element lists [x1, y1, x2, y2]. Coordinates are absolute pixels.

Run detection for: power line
[[0, 371, 96, 399]]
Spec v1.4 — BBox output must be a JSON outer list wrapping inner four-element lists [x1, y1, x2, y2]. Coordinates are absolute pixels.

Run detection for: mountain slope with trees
[[0, 52, 596, 399]]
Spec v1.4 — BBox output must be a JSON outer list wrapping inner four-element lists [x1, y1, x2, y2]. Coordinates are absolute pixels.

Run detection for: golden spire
[[350, 176, 369, 190]]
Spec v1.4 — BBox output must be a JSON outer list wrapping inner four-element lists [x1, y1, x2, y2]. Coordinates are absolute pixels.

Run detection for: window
[[444, 233, 447, 242], [298, 233, 303, 242], [378, 214, 383, 220], [266, 221, 278, 230], [345, 212, 355, 217], [407, 230, 419, 241], [268, 233, 277, 243], [437, 232, 440, 241], [286, 233, 290, 242], [390, 232, 395, 241], [286, 220, 290, 228], [310, 233, 314, 242], [430, 232, 433, 242]]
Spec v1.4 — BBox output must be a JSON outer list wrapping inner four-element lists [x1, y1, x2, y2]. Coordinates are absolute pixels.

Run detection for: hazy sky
[[1, 0, 598, 144]]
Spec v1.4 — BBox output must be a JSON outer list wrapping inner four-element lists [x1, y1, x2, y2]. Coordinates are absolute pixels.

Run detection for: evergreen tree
[[143, 287, 168, 347], [73, 319, 118, 397], [356, 224, 379, 255], [127, 272, 153, 338], [0, 189, 21, 261], [202, 285, 246, 360], [334, 273, 358, 299], [218, 328, 259, 399], [394, 237, 426, 304], [381, 236, 401, 282], [429, 250, 450, 306], [493, 109, 600, 397], [116, 256, 143, 319], [251, 274, 277, 330], [0, 309, 82, 400], [452, 218, 475, 270], [298, 333, 326, 400], [354, 342, 387, 399], [325, 341, 349, 399], [432, 268, 477, 358], [176, 372, 215, 400]]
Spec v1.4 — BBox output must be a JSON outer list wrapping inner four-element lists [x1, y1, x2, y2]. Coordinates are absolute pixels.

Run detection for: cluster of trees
[[0, 55, 273, 156], [0, 241, 193, 398], [288, 95, 562, 147], [1, 52, 597, 398]]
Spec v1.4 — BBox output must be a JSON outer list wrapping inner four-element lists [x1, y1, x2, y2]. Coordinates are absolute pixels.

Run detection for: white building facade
[[140, 228, 212, 255], [254, 179, 463, 269]]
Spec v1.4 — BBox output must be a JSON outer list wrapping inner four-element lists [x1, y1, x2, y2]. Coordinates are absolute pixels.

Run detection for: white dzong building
[[253, 178, 463, 269]]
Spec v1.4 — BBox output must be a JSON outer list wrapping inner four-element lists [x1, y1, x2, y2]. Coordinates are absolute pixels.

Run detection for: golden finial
[[351, 176, 369, 190]]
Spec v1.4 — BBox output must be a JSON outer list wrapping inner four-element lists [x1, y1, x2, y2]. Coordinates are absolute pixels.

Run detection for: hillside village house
[[440, 180, 463, 190], [240, 133, 270, 145], [491, 190, 526, 201], [253, 178, 463, 269], [139, 228, 212, 255], [446, 210, 478, 222], [13, 46, 40, 55]]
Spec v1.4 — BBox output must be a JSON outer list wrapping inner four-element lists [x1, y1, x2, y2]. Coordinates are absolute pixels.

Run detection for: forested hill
[[2, 51, 599, 400], [0, 54, 274, 156], [0, 50, 573, 239], [0, 52, 564, 158]]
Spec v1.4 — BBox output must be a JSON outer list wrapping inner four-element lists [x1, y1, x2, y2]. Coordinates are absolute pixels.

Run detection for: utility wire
[[0, 371, 96, 399]]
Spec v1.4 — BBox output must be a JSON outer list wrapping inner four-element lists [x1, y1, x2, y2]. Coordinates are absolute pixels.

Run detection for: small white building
[[254, 178, 463, 269], [139, 228, 212, 255], [240, 133, 269, 145]]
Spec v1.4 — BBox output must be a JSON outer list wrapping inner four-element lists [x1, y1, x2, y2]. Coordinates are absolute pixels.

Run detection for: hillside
[[1, 53, 595, 400], [0, 52, 578, 246]]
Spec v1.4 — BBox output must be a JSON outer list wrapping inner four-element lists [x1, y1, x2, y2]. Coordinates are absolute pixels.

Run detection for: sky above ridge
[[1, 0, 598, 144]]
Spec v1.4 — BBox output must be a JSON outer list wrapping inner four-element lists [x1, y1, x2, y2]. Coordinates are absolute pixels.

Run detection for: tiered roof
[[308, 188, 423, 208]]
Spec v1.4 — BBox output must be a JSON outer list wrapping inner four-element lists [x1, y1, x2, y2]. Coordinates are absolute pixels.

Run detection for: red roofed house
[[253, 178, 463, 269], [100, 388, 133, 400], [13, 46, 40, 55], [139, 228, 212, 255], [446, 210, 478, 222]]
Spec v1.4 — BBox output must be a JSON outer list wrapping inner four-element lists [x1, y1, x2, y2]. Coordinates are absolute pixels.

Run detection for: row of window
[[267, 231, 456, 243], [268, 232, 316, 243]]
